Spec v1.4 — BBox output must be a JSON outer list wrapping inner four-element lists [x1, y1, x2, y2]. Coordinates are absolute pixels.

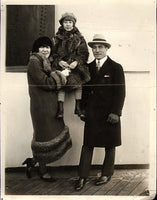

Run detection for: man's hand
[[69, 61, 78, 69], [107, 113, 119, 124], [59, 61, 69, 69]]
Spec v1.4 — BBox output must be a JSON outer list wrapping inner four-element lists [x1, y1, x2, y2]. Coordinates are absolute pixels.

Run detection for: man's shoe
[[40, 173, 56, 182], [95, 176, 111, 186], [75, 178, 86, 191]]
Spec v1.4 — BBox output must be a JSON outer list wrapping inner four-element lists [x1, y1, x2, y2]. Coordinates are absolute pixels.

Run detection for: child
[[52, 12, 90, 119]]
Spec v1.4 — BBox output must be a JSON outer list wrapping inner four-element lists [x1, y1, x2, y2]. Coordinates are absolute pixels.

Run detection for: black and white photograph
[[1, 0, 156, 199]]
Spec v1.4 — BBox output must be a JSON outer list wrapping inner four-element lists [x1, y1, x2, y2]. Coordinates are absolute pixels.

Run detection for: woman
[[53, 12, 90, 118], [23, 36, 72, 182]]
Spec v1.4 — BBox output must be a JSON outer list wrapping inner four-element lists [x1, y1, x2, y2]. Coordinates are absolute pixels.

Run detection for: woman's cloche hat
[[32, 36, 53, 53], [59, 12, 77, 25], [88, 34, 111, 49]]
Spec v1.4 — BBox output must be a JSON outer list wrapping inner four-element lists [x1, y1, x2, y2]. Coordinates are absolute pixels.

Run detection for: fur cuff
[[50, 71, 67, 90], [50, 71, 62, 90]]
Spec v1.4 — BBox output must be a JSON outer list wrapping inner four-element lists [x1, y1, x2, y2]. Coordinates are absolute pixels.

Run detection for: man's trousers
[[78, 145, 115, 178]]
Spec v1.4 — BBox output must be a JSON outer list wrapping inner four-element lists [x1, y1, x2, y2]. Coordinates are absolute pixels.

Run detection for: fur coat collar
[[54, 26, 83, 56], [30, 52, 52, 73]]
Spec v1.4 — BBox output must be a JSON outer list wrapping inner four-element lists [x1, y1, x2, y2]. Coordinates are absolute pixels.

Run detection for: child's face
[[39, 45, 51, 58], [63, 20, 74, 31]]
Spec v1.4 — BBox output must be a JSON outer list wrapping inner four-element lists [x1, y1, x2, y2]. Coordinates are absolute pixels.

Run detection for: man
[[75, 34, 126, 191]]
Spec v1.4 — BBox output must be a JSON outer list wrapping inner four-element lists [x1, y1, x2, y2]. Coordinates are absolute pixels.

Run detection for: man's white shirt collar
[[96, 56, 108, 67]]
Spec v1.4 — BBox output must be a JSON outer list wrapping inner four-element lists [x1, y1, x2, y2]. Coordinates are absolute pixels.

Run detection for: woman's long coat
[[53, 26, 90, 90], [82, 57, 125, 147], [27, 53, 72, 164]]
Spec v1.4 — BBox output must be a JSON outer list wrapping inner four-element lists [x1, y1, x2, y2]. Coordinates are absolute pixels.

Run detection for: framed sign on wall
[[6, 5, 55, 72]]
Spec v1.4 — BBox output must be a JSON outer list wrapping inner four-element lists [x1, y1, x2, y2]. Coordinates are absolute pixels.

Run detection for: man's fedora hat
[[88, 34, 111, 48]]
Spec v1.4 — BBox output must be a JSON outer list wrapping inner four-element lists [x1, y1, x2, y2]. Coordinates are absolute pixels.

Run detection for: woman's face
[[63, 20, 74, 31], [39, 46, 51, 58]]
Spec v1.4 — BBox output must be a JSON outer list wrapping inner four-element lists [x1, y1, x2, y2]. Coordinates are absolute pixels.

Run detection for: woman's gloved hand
[[59, 61, 69, 69], [69, 61, 78, 69], [61, 69, 70, 77]]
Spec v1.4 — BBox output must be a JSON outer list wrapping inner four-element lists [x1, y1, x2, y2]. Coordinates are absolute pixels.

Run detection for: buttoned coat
[[82, 57, 125, 147]]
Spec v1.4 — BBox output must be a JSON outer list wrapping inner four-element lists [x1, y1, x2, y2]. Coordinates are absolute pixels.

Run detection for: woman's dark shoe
[[40, 173, 57, 182], [22, 158, 37, 178], [75, 178, 86, 191], [56, 101, 64, 118]]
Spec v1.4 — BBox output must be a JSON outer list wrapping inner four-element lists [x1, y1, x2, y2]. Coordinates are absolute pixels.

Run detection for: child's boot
[[56, 101, 64, 118], [74, 99, 82, 116]]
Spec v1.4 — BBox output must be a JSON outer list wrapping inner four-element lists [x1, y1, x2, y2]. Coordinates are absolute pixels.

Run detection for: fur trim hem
[[31, 126, 70, 152], [32, 137, 72, 164], [31, 126, 72, 163]]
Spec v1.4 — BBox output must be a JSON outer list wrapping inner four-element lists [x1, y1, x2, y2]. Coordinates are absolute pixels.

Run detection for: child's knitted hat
[[59, 12, 77, 25]]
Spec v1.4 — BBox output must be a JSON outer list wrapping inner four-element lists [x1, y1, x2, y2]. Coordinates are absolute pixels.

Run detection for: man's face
[[92, 44, 108, 60]]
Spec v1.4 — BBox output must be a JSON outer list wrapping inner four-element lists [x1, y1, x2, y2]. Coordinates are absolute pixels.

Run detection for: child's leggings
[[58, 87, 82, 102]]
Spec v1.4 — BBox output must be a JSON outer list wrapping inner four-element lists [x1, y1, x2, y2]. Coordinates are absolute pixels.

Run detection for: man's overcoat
[[82, 57, 125, 147]]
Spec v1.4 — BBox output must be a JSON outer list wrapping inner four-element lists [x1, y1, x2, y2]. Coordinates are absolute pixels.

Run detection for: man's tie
[[97, 60, 101, 71]]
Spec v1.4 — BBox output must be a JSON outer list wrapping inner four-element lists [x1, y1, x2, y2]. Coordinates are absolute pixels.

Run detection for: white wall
[[1, 0, 156, 168]]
